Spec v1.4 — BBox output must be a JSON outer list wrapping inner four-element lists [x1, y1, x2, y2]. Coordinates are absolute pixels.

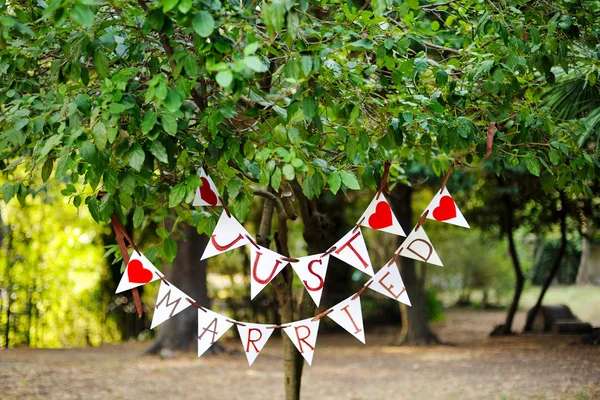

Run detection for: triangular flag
[[369, 262, 411, 306], [193, 167, 223, 207], [116, 251, 161, 293], [291, 254, 330, 307], [358, 195, 406, 237], [397, 225, 443, 266], [330, 228, 374, 276], [423, 187, 469, 228], [237, 323, 275, 366], [250, 245, 288, 299], [283, 318, 320, 366], [150, 281, 192, 329], [201, 211, 250, 260], [327, 294, 365, 343], [198, 309, 234, 357]]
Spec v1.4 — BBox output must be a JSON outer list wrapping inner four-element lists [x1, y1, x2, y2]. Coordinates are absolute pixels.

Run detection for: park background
[[1, 0, 600, 398]]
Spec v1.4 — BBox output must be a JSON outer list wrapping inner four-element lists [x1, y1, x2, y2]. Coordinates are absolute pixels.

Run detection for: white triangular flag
[[358, 195, 406, 237], [198, 309, 234, 357], [369, 262, 411, 306], [283, 318, 320, 366], [327, 294, 365, 343], [116, 251, 161, 293], [237, 323, 275, 366], [193, 167, 223, 207], [250, 245, 288, 299], [201, 211, 250, 260], [330, 228, 374, 276], [397, 225, 443, 266], [423, 187, 469, 228], [150, 281, 192, 329], [291, 254, 330, 307]]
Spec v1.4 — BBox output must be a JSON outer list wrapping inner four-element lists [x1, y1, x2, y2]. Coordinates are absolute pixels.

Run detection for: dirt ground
[[1, 310, 599, 400]]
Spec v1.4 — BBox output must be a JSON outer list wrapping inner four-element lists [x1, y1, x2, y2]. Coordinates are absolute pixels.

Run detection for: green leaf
[[233, 194, 250, 221], [371, 0, 386, 16], [432, 159, 442, 177], [525, 155, 541, 177], [301, 56, 312, 77], [262, 1, 286, 35], [149, 141, 169, 163], [271, 167, 282, 191], [435, 69, 448, 85], [93, 49, 109, 78], [328, 171, 342, 194], [161, 0, 179, 12], [163, 238, 177, 262], [162, 113, 178, 135], [431, 20, 440, 31], [244, 56, 268, 73], [216, 70, 233, 88], [414, 58, 428, 74], [41, 158, 53, 182], [133, 206, 144, 228], [71, 3, 94, 27], [193, 11, 215, 38], [227, 178, 243, 199], [80, 141, 98, 165], [141, 111, 157, 134], [146, 9, 165, 31], [340, 171, 361, 190], [92, 122, 108, 151], [178, 0, 192, 14], [302, 96, 317, 121], [128, 143, 145, 171], [282, 164, 295, 180], [169, 183, 186, 207]]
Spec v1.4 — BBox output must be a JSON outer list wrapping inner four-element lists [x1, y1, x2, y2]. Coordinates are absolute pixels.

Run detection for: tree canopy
[[1, 0, 598, 262]]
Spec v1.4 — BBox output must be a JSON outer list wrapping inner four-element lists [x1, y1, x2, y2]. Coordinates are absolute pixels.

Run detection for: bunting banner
[[115, 251, 161, 293], [237, 322, 275, 366], [397, 225, 443, 266], [327, 294, 365, 343], [111, 161, 475, 367], [250, 245, 289, 299], [150, 280, 192, 329], [283, 318, 320, 366], [358, 195, 406, 237], [369, 261, 411, 306], [197, 309, 234, 357], [291, 254, 330, 307], [423, 187, 470, 228], [330, 228, 375, 276], [193, 167, 223, 207], [201, 211, 250, 260]]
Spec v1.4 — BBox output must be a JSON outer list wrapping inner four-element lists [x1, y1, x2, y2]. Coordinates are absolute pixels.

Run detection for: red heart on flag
[[432, 195, 456, 221], [368, 201, 393, 229], [127, 259, 153, 284], [199, 177, 218, 206]]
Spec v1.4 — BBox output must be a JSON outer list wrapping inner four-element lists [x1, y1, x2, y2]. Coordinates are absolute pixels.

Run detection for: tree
[[1, 0, 599, 398]]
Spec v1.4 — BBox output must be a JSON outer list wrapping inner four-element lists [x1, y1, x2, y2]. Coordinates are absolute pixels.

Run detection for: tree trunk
[[524, 192, 568, 331], [146, 224, 210, 354], [390, 184, 439, 345], [256, 186, 334, 400], [576, 205, 600, 285], [491, 193, 524, 336]]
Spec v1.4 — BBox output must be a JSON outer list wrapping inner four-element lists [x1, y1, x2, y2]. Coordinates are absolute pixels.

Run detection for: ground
[[1, 309, 599, 400]]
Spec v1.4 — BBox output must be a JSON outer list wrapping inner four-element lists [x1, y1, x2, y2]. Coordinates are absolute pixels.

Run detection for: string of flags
[[113, 163, 469, 366]]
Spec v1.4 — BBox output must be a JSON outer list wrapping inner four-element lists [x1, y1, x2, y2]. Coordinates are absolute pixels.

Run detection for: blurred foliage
[[0, 177, 121, 348], [531, 236, 582, 285]]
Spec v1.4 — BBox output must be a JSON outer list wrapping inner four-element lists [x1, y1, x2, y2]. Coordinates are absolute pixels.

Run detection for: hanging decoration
[[110, 161, 470, 366], [193, 167, 223, 207]]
